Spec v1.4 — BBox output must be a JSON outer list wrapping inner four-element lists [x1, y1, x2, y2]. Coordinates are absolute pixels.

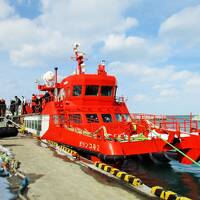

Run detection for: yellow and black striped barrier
[[94, 161, 143, 187], [94, 162, 191, 199], [47, 140, 79, 159], [48, 140, 59, 147], [58, 145, 79, 158], [151, 186, 192, 200]]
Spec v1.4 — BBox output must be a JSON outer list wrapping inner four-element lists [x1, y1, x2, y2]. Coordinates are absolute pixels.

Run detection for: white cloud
[[186, 77, 200, 88], [109, 62, 176, 83], [159, 4, 200, 48], [153, 84, 178, 97], [0, 18, 39, 51], [0, 0, 139, 67], [0, 0, 200, 114], [9, 30, 71, 67], [103, 34, 145, 51], [110, 61, 200, 86], [102, 34, 169, 63], [113, 17, 138, 33], [109, 61, 200, 106], [0, 0, 14, 19]]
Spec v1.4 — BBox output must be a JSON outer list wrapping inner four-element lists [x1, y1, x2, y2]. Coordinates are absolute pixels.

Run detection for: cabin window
[[123, 114, 131, 122], [68, 114, 82, 124], [102, 114, 112, 123], [73, 85, 82, 96], [115, 114, 122, 122], [85, 85, 99, 96], [101, 86, 112, 96], [86, 114, 99, 123], [38, 120, 41, 130], [27, 120, 30, 128], [31, 120, 34, 129], [29, 120, 31, 128], [60, 115, 65, 124], [35, 121, 38, 130], [53, 115, 59, 125]]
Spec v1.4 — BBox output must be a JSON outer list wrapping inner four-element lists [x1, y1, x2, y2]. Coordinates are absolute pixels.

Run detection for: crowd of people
[[10, 96, 23, 116], [0, 92, 51, 117], [31, 92, 50, 113], [0, 96, 24, 117]]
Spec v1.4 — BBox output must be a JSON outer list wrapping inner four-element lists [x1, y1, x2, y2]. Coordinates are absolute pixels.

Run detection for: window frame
[[85, 85, 99, 96], [86, 114, 99, 123], [101, 86, 113, 96], [72, 85, 82, 96], [102, 114, 112, 123], [115, 114, 122, 122], [68, 114, 82, 124]]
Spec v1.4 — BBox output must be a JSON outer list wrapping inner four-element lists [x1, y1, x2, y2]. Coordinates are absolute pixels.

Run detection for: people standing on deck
[[22, 96, 27, 114], [14, 96, 21, 116], [32, 94, 37, 113], [44, 91, 50, 102]]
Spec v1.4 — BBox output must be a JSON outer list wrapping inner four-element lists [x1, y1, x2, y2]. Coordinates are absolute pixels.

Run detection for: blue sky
[[1, 0, 200, 114]]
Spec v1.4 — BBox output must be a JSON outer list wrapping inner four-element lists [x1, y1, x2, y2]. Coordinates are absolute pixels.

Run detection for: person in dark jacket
[[10, 100, 15, 116], [0, 99, 6, 117]]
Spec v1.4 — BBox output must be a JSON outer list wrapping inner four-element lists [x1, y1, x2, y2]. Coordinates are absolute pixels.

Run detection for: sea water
[[122, 115, 200, 199], [122, 159, 200, 199]]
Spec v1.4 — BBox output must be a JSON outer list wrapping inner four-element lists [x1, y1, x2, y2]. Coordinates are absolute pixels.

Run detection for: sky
[[0, 0, 200, 114]]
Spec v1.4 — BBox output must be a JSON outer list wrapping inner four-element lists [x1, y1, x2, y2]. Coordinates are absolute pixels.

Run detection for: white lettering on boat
[[79, 141, 99, 151]]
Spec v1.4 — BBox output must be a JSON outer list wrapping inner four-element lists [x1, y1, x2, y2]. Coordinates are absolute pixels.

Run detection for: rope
[[152, 130, 200, 168]]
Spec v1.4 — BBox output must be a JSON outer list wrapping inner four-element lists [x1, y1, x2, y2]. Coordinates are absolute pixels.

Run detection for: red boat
[[23, 44, 200, 165]]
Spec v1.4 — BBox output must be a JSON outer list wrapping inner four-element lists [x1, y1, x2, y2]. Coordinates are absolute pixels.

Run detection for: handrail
[[131, 113, 199, 133]]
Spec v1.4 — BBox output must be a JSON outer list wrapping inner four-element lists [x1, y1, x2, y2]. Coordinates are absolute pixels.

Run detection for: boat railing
[[115, 96, 125, 103], [65, 117, 104, 139], [23, 96, 55, 114], [64, 116, 133, 142], [131, 113, 167, 121], [131, 113, 199, 133]]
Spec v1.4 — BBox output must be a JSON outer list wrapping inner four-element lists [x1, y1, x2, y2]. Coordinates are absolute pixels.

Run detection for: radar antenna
[[73, 43, 86, 74]]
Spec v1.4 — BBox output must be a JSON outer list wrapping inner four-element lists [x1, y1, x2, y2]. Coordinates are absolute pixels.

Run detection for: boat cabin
[[25, 44, 132, 136]]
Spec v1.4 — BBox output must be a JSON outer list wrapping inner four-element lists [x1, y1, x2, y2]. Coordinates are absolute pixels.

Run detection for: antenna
[[73, 43, 86, 75]]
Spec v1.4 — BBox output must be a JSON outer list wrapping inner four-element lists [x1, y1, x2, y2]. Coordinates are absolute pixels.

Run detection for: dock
[[0, 135, 145, 200]]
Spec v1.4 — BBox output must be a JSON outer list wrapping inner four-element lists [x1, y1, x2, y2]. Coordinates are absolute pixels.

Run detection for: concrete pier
[[0, 135, 146, 200]]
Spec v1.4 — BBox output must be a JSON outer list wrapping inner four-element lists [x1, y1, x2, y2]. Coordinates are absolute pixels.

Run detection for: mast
[[73, 43, 85, 75]]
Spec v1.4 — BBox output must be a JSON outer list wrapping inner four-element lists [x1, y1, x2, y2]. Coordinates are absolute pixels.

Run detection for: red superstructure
[[23, 44, 200, 165]]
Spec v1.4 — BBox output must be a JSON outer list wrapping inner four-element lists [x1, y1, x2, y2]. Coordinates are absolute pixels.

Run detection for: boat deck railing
[[131, 113, 199, 133], [64, 116, 133, 142]]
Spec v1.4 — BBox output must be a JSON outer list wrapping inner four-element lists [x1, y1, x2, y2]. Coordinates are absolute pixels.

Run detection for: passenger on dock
[[14, 96, 21, 116], [0, 99, 3, 117], [0, 99, 3, 116], [0, 99, 6, 117], [10, 100, 15, 116]]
